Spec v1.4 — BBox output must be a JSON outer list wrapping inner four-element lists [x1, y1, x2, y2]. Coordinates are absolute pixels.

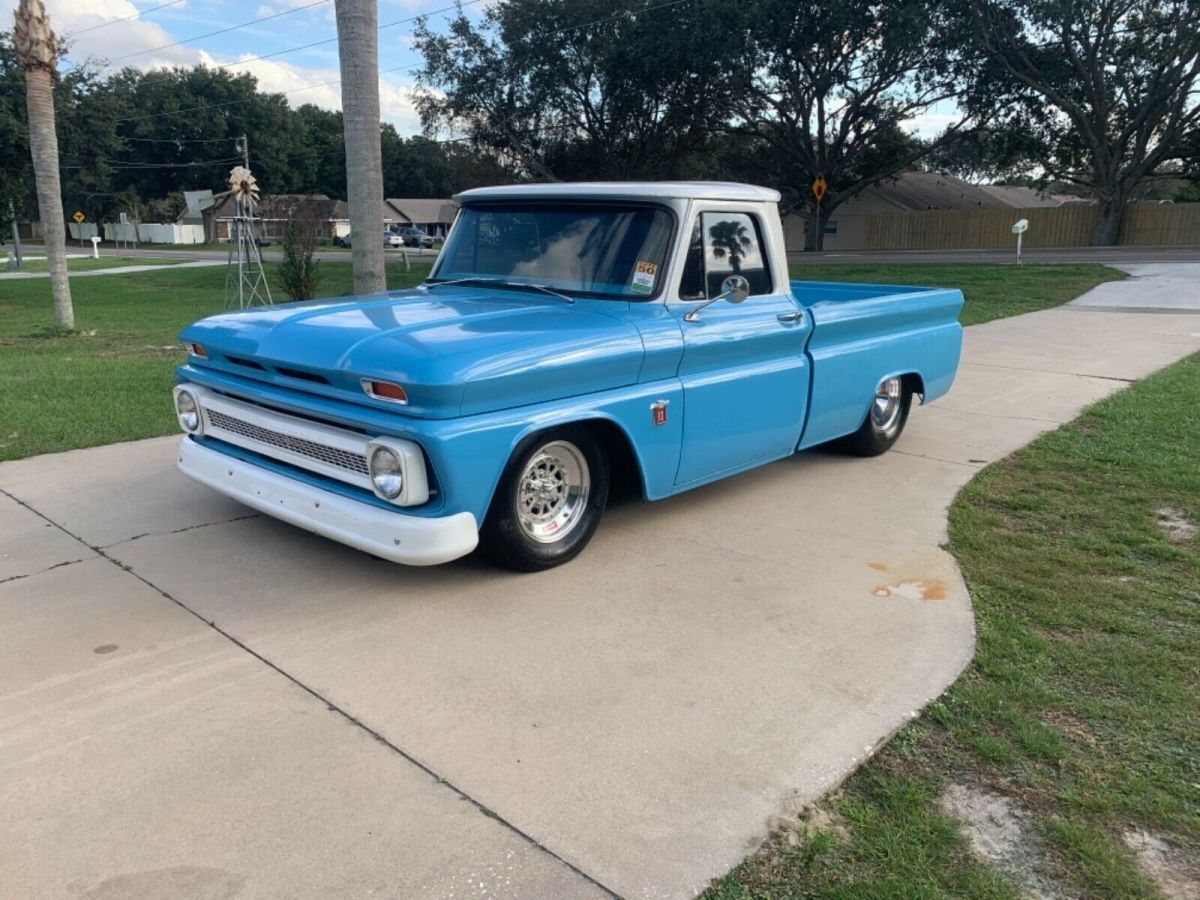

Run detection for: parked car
[[173, 182, 963, 571], [394, 226, 435, 248], [383, 229, 404, 248], [335, 233, 351, 248]]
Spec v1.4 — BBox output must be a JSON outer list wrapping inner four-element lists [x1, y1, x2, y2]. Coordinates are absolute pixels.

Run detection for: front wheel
[[479, 427, 609, 571], [840, 376, 914, 456]]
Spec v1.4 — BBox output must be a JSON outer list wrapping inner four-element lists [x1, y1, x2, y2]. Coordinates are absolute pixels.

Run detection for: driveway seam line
[[0, 557, 89, 586], [927, 406, 1060, 424], [98, 513, 262, 550], [0, 485, 621, 900], [962, 361, 1136, 382], [890, 450, 985, 469]]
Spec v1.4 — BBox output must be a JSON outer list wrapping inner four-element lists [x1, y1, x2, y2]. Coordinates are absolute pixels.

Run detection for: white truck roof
[[454, 181, 782, 204]]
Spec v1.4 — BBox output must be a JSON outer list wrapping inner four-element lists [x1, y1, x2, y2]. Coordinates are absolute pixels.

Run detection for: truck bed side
[[791, 280, 964, 449]]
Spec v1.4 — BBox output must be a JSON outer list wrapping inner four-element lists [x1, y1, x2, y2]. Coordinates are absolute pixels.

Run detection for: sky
[[2, 0, 478, 134], [4, 0, 957, 140]]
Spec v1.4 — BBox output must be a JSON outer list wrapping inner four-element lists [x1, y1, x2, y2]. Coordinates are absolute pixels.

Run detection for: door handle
[[777, 310, 805, 325]]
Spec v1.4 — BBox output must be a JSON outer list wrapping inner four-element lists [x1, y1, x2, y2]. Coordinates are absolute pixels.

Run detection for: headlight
[[369, 446, 404, 499], [174, 388, 202, 434]]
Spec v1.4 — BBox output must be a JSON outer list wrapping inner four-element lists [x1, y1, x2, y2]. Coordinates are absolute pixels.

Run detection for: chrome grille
[[206, 408, 369, 476]]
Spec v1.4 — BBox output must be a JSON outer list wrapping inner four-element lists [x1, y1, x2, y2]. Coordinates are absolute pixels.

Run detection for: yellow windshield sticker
[[631, 261, 657, 295]]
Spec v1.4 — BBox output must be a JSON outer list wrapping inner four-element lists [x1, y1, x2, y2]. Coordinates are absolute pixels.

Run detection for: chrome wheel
[[516, 440, 590, 544], [871, 377, 904, 436]]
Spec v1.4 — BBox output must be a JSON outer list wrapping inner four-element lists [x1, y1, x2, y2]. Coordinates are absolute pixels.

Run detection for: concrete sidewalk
[[1068, 262, 1200, 312], [0, 260, 222, 280], [2, 266, 1198, 899]]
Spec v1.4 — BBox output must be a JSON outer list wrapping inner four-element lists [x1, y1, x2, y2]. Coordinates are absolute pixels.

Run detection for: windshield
[[430, 203, 674, 300]]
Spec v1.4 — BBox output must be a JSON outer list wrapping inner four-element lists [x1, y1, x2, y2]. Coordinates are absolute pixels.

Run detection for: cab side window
[[677, 212, 773, 299], [702, 212, 772, 297]]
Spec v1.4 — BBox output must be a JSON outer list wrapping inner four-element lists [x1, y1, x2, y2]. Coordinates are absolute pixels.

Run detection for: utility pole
[[237, 134, 250, 170]]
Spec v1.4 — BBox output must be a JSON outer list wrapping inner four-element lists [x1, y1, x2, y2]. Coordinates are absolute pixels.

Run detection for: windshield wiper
[[424, 277, 575, 304]]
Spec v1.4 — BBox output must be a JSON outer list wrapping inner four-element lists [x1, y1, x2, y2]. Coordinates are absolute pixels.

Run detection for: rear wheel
[[841, 376, 913, 456], [479, 427, 609, 571]]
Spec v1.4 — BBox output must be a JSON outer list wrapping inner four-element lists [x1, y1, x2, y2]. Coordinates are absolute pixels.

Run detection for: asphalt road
[[2, 266, 1199, 899], [788, 244, 1200, 265]]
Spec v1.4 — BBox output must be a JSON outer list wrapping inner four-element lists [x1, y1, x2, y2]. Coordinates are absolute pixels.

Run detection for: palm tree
[[13, 0, 72, 328], [708, 219, 752, 273], [334, 0, 386, 295]]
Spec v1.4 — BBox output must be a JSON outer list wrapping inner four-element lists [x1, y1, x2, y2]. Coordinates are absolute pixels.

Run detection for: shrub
[[277, 202, 322, 300]]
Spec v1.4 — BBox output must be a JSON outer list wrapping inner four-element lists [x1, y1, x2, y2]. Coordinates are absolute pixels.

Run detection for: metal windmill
[[223, 164, 273, 309]]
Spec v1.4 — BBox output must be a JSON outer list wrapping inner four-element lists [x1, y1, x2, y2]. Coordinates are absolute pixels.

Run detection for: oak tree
[[962, 0, 1200, 244]]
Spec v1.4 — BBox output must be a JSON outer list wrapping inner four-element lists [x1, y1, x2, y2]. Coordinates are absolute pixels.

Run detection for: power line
[[62, 156, 245, 170], [122, 135, 241, 145], [65, 0, 187, 38], [104, 0, 487, 124], [111, 62, 419, 125], [104, 0, 332, 65], [107, 0, 690, 126], [76, 0, 697, 181], [102, 0, 485, 78], [193, 0, 487, 75]]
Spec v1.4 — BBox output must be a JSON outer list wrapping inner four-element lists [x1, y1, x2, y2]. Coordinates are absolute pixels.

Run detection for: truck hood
[[180, 286, 645, 418]]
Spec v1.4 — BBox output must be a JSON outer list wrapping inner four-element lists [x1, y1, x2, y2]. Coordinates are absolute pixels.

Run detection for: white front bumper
[[177, 437, 478, 566]]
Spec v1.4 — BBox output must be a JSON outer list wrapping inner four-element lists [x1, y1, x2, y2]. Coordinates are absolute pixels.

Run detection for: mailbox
[[1011, 219, 1029, 235]]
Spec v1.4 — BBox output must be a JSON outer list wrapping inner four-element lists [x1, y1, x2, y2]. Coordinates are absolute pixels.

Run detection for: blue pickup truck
[[173, 182, 962, 570]]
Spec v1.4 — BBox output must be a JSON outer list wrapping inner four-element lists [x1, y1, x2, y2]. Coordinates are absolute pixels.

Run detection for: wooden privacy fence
[[864, 203, 1200, 250]]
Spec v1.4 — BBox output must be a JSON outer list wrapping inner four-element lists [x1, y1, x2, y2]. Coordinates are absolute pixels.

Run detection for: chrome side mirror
[[721, 274, 750, 303], [683, 274, 751, 322]]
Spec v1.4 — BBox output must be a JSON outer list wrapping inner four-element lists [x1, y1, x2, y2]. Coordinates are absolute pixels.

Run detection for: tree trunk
[[1090, 195, 1124, 246], [24, 66, 73, 328], [803, 202, 832, 252], [335, 0, 386, 295]]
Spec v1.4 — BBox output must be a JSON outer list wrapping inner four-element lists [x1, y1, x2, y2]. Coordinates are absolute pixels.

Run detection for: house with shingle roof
[[784, 171, 1080, 251], [384, 198, 457, 238], [208, 193, 350, 243]]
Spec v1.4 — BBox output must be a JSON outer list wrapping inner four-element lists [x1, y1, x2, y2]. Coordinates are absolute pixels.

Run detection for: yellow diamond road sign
[[72, 210, 85, 224]]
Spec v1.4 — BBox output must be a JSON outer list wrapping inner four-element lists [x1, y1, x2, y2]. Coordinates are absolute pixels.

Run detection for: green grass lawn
[[705, 353, 1200, 899], [1, 262, 1119, 462], [2, 255, 188, 273], [0, 261, 430, 461], [790, 263, 1125, 326]]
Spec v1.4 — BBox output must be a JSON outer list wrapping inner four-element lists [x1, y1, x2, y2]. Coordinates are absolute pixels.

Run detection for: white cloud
[[379, 77, 422, 133], [204, 50, 342, 109], [201, 51, 423, 133], [904, 107, 966, 139], [0, 0, 197, 69], [4, 0, 425, 132]]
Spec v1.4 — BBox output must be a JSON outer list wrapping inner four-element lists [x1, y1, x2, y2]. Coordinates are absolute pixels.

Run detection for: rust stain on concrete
[[873, 578, 948, 602]]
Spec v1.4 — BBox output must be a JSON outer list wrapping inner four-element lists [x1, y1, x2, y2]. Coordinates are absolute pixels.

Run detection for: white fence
[[101, 223, 206, 244], [67, 223, 99, 240]]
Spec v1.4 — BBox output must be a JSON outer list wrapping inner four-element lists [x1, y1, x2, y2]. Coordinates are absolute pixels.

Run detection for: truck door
[[670, 208, 811, 485]]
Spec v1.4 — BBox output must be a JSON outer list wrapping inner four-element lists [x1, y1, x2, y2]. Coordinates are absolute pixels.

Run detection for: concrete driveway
[[3, 265, 1198, 899]]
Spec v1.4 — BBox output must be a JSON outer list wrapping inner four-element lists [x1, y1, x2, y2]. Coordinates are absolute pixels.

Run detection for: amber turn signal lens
[[363, 380, 408, 404], [185, 341, 207, 358]]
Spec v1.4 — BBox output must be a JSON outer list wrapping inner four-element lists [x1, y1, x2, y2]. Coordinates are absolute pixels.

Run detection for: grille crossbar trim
[[196, 388, 376, 491], [206, 409, 369, 476]]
